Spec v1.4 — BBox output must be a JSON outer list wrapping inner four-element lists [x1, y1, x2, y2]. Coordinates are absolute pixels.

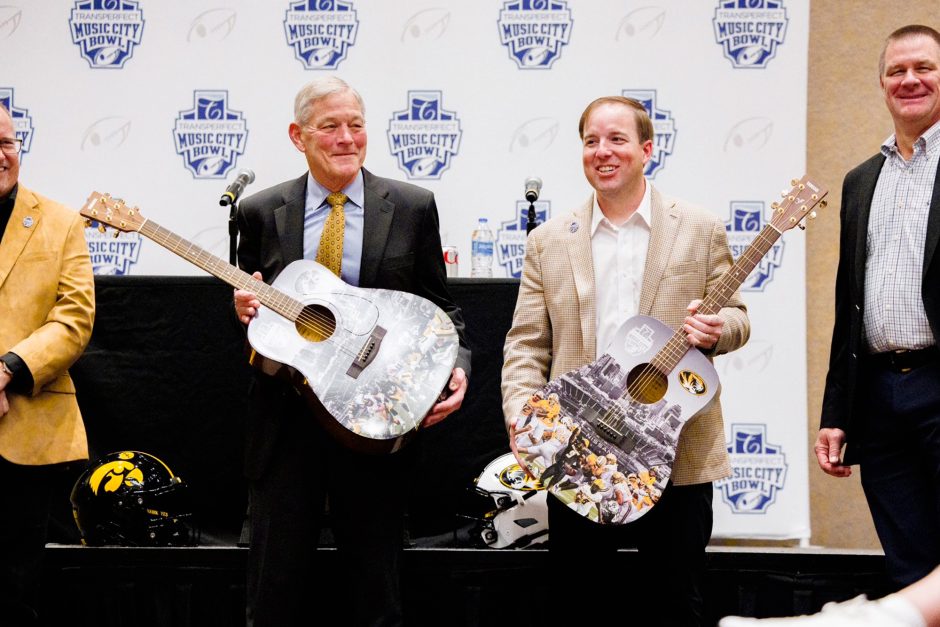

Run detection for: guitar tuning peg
[[83, 219, 92, 227], [790, 178, 799, 186], [819, 200, 828, 209], [112, 229, 121, 238], [771, 201, 780, 210], [809, 211, 817, 219], [781, 190, 789, 197], [97, 224, 106, 233]]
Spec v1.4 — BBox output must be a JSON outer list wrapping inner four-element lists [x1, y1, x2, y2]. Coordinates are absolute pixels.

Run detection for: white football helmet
[[465, 453, 548, 549]]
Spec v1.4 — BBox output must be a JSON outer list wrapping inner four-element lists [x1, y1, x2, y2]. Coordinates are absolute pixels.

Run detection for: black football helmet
[[70, 450, 198, 546]]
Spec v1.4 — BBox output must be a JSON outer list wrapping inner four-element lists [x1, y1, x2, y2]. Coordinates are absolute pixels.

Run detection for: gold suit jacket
[[502, 186, 749, 485], [0, 186, 95, 465]]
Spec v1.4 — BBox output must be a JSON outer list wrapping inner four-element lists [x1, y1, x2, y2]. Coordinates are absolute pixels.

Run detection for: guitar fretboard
[[138, 220, 304, 322], [649, 222, 781, 375]]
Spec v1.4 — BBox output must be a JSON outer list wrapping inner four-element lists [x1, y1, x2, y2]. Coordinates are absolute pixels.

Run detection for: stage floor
[[41, 543, 889, 627]]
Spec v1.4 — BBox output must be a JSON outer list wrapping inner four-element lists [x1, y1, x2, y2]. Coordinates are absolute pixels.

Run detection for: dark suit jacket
[[235, 168, 471, 476], [820, 153, 940, 459]]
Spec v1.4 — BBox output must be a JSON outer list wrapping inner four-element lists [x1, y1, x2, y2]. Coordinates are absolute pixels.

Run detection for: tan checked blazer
[[501, 185, 749, 485], [0, 186, 95, 466]]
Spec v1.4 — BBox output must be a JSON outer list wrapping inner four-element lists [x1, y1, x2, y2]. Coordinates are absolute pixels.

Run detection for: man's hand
[[234, 271, 263, 325], [0, 370, 9, 417], [814, 427, 851, 477], [683, 299, 724, 350], [422, 367, 468, 428]]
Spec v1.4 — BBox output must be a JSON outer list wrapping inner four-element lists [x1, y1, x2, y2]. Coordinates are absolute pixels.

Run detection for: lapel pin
[[23, 216, 34, 228], [569, 221, 579, 233]]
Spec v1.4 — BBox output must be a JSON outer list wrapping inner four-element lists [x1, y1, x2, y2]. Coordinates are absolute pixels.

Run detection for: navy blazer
[[820, 153, 940, 458]]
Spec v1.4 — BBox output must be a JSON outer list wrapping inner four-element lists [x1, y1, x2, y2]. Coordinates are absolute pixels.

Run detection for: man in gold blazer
[[502, 96, 749, 626], [0, 103, 95, 627]]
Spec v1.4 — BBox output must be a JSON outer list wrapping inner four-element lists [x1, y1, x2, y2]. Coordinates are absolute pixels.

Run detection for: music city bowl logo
[[713, 0, 788, 69], [173, 91, 248, 179], [622, 89, 676, 178], [497, 0, 573, 69], [387, 90, 461, 180], [85, 225, 142, 275], [284, 0, 359, 70], [497, 201, 550, 278], [0, 88, 32, 160], [69, 0, 144, 69], [725, 201, 784, 291], [715, 423, 788, 514]]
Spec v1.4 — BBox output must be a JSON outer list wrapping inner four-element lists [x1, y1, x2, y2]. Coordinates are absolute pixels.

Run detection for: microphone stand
[[526, 201, 537, 235], [228, 201, 238, 266]]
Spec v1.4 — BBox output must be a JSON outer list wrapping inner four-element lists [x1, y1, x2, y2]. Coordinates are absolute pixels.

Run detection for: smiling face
[[881, 34, 940, 140], [0, 106, 20, 198], [289, 89, 367, 191], [581, 102, 652, 209]]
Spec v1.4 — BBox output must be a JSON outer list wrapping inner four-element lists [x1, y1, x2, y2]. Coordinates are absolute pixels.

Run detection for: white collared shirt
[[591, 182, 652, 356]]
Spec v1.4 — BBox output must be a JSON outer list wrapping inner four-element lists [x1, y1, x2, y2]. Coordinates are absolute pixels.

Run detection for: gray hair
[[293, 77, 365, 125]]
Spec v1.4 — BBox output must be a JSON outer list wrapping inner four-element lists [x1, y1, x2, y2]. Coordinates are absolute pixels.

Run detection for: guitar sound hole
[[626, 363, 668, 404], [295, 304, 336, 343]]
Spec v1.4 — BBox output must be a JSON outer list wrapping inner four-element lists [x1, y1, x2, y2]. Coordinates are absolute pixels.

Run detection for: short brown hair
[[879, 24, 940, 76], [578, 96, 653, 143]]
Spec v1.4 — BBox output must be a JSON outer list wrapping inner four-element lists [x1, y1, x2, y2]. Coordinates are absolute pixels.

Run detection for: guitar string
[[592, 208, 795, 435], [140, 221, 359, 357]]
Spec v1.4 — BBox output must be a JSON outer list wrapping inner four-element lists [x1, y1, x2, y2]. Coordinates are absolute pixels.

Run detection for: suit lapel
[[853, 156, 884, 294], [565, 197, 596, 358], [924, 158, 940, 276], [359, 168, 394, 287], [638, 185, 680, 315], [0, 187, 42, 292], [274, 174, 308, 264]]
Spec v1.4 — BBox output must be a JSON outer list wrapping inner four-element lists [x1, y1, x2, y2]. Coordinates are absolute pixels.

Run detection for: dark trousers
[[246, 396, 413, 627], [857, 357, 940, 587], [0, 457, 56, 627], [547, 481, 714, 627]]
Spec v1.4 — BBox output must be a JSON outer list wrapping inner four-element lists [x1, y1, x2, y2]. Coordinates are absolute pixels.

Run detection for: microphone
[[524, 176, 542, 203], [219, 169, 255, 206], [524, 176, 542, 235]]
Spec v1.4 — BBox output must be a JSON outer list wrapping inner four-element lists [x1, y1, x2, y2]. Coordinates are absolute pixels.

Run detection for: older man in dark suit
[[818, 24, 940, 588], [234, 77, 470, 627]]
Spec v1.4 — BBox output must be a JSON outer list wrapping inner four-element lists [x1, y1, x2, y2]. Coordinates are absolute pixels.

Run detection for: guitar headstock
[[769, 175, 829, 233], [80, 191, 145, 235]]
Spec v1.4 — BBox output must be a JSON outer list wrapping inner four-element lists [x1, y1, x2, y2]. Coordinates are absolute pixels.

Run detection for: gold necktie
[[316, 192, 347, 277]]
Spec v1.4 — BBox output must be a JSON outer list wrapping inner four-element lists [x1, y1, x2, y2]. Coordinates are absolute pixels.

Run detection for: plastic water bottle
[[470, 218, 495, 278]]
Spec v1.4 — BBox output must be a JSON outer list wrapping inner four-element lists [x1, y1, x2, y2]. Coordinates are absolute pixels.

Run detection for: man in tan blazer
[[502, 96, 749, 626], [0, 103, 95, 626]]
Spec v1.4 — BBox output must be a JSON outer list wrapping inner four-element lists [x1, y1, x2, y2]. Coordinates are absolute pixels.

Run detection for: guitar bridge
[[346, 326, 387, 379]]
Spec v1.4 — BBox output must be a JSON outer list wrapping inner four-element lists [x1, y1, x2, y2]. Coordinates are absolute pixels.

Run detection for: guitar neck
[[137, 220, 303, 321], [650, 222, 781, 374]]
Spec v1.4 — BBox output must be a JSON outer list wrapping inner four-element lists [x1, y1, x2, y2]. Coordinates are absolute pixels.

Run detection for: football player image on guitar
[[502, 95, 825, 627]]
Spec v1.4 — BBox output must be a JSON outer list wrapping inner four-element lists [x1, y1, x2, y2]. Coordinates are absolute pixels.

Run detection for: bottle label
[[472, 241, 494, 256]]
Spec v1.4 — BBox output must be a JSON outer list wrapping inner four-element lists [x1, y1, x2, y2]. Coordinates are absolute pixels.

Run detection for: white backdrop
[[2, 0, 810, 540]]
